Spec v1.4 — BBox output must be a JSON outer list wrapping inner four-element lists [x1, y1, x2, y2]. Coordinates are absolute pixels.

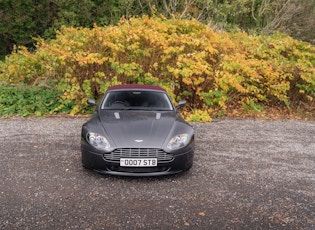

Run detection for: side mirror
[[87, 99, 96, 107], [176, 100, 186, 109]]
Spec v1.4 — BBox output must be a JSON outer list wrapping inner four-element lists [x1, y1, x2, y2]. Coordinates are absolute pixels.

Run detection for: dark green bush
[[0, 84, 66, 116]]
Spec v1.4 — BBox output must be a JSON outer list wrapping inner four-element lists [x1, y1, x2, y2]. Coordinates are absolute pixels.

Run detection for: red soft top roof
[[107, 84, 166, 92]]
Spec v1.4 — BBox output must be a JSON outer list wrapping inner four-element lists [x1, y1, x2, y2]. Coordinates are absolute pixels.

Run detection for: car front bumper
[[81, 141, 194, 177]]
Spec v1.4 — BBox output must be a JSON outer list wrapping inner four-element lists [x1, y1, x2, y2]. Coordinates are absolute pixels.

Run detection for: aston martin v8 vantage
[[81, 84, 195, 176]]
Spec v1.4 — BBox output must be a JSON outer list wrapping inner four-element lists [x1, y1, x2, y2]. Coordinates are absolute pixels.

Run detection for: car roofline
[[107, 84, 167, 92]]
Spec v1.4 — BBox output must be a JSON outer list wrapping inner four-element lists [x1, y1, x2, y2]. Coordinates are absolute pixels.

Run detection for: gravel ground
[[0, 117, 314, 229]]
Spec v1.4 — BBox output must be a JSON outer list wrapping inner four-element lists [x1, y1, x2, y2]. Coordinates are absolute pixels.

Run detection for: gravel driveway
[[0, 117, 314, 229]]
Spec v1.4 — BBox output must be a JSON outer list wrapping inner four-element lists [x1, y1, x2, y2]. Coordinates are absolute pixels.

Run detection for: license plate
[[120, 158, 157, 167]]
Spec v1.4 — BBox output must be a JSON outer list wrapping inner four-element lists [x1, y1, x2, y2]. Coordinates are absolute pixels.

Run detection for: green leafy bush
[[0, 84, 68, 116]]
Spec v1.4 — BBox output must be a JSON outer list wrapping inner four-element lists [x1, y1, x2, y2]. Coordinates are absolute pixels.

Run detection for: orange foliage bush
[[0, 16, 314, 119]]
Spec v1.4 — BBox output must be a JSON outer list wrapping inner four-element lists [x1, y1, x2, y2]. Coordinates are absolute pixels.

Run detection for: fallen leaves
[[198, 211, 206, 216]]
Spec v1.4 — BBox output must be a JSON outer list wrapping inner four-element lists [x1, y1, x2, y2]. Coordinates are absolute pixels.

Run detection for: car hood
[[98, 110, 176, 148]]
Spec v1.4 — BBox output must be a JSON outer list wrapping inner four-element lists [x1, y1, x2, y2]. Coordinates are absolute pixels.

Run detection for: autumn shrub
[[0, 16, 314, 119]]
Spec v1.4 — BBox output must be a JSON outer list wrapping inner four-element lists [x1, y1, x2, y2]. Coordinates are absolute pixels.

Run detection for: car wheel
[[184, 156, 194, 171], [82, 157, 94, 170]]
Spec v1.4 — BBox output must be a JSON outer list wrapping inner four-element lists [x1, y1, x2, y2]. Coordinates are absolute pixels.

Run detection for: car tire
[[184, 161, 193, 171], [82, 157, 94, 170]]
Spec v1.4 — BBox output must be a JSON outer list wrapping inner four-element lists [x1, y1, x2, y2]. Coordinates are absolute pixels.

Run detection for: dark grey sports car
[[81, 84, 195, 176]]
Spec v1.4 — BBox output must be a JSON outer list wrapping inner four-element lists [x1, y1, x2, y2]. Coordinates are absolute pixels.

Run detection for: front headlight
[[86, 132, 111, 151], [167, 133, 189, 150]]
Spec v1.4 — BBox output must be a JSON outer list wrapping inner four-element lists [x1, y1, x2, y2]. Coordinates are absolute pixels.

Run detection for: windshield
[[101, 90, 174, 111]]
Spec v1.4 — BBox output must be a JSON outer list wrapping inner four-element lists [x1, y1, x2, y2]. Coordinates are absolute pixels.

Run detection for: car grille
[[104, 148, 173, 163]]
